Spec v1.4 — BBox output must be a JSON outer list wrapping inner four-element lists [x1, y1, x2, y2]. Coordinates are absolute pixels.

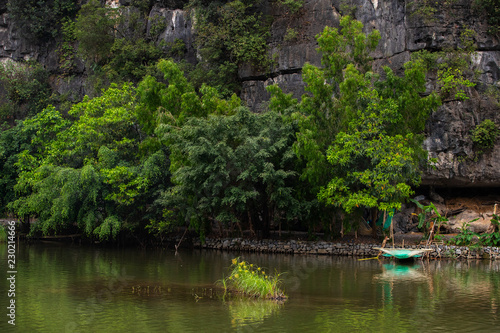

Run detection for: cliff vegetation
[[0, 0, 498, 245]]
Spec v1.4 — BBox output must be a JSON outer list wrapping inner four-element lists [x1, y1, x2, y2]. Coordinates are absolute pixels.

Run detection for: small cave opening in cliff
[[408, 186, 499, 236], [415, 186, 499, 211], [414, 185, 499, 232]]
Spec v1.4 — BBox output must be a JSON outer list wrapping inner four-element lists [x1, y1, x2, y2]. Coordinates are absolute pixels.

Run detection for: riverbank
[[193, 237, 500, 260], [4, 218, 500, 259]]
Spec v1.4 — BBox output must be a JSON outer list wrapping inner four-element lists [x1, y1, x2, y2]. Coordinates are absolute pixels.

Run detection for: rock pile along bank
[[192, 238, 500, 260]]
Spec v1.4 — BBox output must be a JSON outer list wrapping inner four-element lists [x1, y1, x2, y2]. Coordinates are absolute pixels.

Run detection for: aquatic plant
[[220, 258, 286, 300]]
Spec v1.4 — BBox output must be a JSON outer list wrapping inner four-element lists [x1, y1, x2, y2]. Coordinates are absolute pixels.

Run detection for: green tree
[[267, 16, 381, 233], [8, 84, 157, 239], [74, 0, 118, 64], [289, 16, 381, 192], [317, 63, 438, 213], [0, 122, 33, 219], [160, 107, 301, 238], [269, 16, 440, 230]]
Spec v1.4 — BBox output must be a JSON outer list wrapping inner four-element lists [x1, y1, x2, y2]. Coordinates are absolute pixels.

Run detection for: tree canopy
[[0, 14, 446, 242]]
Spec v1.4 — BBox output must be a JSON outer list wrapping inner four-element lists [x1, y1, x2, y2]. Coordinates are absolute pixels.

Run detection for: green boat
[[374, 248, 433, 260]]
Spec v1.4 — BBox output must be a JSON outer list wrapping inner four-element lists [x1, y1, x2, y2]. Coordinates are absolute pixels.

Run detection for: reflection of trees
[[228, 299, 282, 329], [314, 307, 411, 332], [6, 243, 500, 332], [374, 260, 500, 331]]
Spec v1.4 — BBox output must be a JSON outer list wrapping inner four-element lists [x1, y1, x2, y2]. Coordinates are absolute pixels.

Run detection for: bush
[[471, 119, 499, 151], [74, 0, 117, 64], [186, 0, 272, 96], [221, 258, 286, 300], [450, 220, 479, 246], [277, 0, 304, 14], [7, 0, 79, 42], [75, 0, 163, 83], [474, 0, 500, 35], [479, 214, 500, 246], [0, 61, 51, 123]]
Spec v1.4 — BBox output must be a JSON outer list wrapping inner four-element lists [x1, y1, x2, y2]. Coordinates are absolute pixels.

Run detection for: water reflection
[[227, 299, 282, 328], [0, 243, 499, 332], [374, 263, 426, 282]]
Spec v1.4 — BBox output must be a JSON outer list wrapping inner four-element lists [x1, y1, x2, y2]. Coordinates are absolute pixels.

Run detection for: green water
[[0, 242, 499, 332]]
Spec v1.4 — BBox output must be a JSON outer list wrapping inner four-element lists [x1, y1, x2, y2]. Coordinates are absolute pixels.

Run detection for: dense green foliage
[[6, 60, 245, 240], [269, 16, 439, 229], [75, 0, 163, 84], [8, 85, 146, 237], [0, 122, 33, 217], [318, 60, 439, 213], [474, 0, 500, 34], [160, 107, 301, 238], [7, 0, 79, 42], [288, 17, 381, 192], [186, 0, 271, 96], [470, 119, 499, 151], [0, 61, 51, 124], [0, 1, 490, 244]]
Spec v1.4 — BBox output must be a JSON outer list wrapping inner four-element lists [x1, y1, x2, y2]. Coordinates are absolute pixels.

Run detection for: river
[[0, 242, 499, 332]]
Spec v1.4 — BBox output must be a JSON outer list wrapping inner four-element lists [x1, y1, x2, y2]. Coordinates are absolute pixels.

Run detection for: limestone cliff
[[0, 0, 498, 188]]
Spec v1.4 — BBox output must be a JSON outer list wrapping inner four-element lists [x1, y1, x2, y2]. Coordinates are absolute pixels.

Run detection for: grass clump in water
[[221, 257, 286, 300]]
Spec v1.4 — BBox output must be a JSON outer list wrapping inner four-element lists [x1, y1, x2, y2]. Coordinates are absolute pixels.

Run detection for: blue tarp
[[376, 209, 395, 230]]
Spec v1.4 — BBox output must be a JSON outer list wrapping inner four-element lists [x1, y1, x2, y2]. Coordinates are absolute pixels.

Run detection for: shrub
[[7, 0, 79, 42], [450, 219, 479, 246], [479, 214, 500, 246], [471, 119, 499, 151], [284, 28, 298, 42], [221, 258, 286, 300], [474, 0, 500, 35], [186, 0, 272, 96], [277, 0, 304, 14], [0, 61, 51, 122], [74, 0, 117, 64]]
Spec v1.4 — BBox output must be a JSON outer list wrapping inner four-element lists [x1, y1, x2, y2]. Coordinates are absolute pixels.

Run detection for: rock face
[[0, 0, 499, 187], [239, 0, 500, 188]]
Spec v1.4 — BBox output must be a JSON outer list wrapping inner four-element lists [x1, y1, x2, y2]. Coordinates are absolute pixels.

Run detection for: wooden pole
[[376, 236, 389, 258]]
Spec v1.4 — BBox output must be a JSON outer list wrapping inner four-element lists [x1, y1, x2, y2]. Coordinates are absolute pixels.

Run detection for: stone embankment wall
[[193, 238, 500, 260]]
